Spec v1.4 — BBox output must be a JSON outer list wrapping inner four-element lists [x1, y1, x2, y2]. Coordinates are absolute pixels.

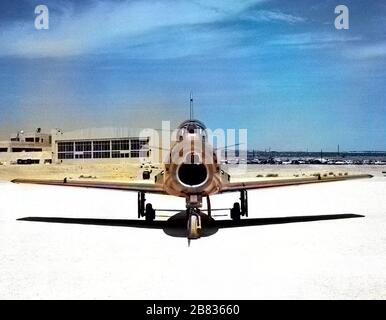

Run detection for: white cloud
[[347, 42, 386, 59], [245, 10, 306, 24], [0, 0, 265, 58], [268, 32, 361, 47]]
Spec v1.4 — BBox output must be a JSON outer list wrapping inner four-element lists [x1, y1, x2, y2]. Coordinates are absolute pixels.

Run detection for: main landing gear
[[230, 190, 248, 221], [137, 190, 248, 241], [137, 191, 205, 241], [138, 191, 155, 222]]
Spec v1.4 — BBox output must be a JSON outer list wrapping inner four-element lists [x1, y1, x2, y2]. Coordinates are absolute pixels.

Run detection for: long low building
[[0, 127, 158, 165], [51, 127, 155, 163]]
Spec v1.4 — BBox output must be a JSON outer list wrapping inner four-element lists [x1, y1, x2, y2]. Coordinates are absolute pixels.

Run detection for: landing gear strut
[[206, 195, 211, 217], [138, 191, 155, 222], [230, 190, 248, 221]]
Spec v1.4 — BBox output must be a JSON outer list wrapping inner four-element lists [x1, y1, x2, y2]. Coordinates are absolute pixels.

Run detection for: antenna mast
[[190, 92, 194, 120]]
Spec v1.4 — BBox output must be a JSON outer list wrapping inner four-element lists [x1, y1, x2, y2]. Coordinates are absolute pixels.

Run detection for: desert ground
[[0, 164, 385, 299], [0, 162, 147, 182]]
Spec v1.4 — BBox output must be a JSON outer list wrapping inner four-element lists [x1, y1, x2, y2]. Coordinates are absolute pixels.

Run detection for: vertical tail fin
[[190, 92, 194, 120]]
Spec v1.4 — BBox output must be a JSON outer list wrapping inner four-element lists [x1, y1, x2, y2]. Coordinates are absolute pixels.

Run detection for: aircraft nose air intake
[[177, 163, 208, 186]]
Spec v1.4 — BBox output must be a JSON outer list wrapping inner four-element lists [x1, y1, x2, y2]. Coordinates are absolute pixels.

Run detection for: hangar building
[[51, 127, 154, 163], [0, 127, 157, 165]]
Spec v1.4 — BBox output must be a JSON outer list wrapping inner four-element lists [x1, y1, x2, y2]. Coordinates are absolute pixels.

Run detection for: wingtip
[[17, 217, 29, 221], [11, 178, 31, 184]]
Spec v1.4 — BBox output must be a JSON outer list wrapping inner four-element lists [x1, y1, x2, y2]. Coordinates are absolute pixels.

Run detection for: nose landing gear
[[185, 194, 204, 243], [187, 208, 202, 240]]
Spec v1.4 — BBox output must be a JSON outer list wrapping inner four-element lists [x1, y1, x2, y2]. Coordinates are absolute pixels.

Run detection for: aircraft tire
[[145, 203, 155, 222], [230, 202, 241, 221], [188, 214, 200, 239]]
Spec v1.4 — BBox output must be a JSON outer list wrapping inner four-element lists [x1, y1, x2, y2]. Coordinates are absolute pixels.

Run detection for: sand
[[0, 162, 154, 182]]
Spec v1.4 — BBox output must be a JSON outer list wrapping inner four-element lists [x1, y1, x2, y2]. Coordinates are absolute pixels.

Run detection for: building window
[[12, 148, 42, 152], [131, 138, 149, 158], [93, 151, 110, 159], [56, 138, 149, 160], [131, 151, 140, 158], [58, 153, 74, 159], [58, 142, 74, 159], [35, 138, 40, 143], [112, 140, 130, 151], [84, 152, 92, 159], [75, 141, 92, 152], [93, 141, 110, 151], [75, 152, 91, 159], [58, 142, 74, 152], [121, 140, 130, 150], [131, 139, 140, 151], [25, 138, 34, 142], [112, 151, 130, 158], [112, 141, 120, 151], [92, 141, 110, 159]]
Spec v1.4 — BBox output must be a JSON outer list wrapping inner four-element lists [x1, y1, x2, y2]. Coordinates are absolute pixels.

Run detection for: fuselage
[[155, 120, 226, 199]]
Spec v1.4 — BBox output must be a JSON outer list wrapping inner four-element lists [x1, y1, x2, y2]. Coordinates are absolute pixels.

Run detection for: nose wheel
[[187, 208, 202, 240]]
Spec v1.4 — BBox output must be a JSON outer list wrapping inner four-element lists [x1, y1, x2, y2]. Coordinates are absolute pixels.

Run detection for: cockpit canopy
[[177, 120, 207, 139]]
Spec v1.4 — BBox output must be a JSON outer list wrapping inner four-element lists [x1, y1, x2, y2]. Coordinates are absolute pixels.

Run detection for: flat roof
[[54, 127, 154, 141]]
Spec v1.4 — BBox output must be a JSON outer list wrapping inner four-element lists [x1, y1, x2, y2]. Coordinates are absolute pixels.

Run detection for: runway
[[0, 172, 385, 299]]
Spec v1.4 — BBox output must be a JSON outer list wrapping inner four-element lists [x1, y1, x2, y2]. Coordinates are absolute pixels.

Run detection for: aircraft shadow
[[216, 213, 364, 228], [18, 213, 364, 238], [17, 216, 166, 229]]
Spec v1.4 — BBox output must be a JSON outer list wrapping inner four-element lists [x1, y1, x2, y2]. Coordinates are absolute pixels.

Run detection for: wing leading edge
[[11, 178, 166, 194], [11, 173, 373, 195], [220, 173, 373, 193]]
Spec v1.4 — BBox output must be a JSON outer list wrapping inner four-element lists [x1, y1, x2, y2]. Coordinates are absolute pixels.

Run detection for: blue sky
[[0, 0, 385, 151]]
